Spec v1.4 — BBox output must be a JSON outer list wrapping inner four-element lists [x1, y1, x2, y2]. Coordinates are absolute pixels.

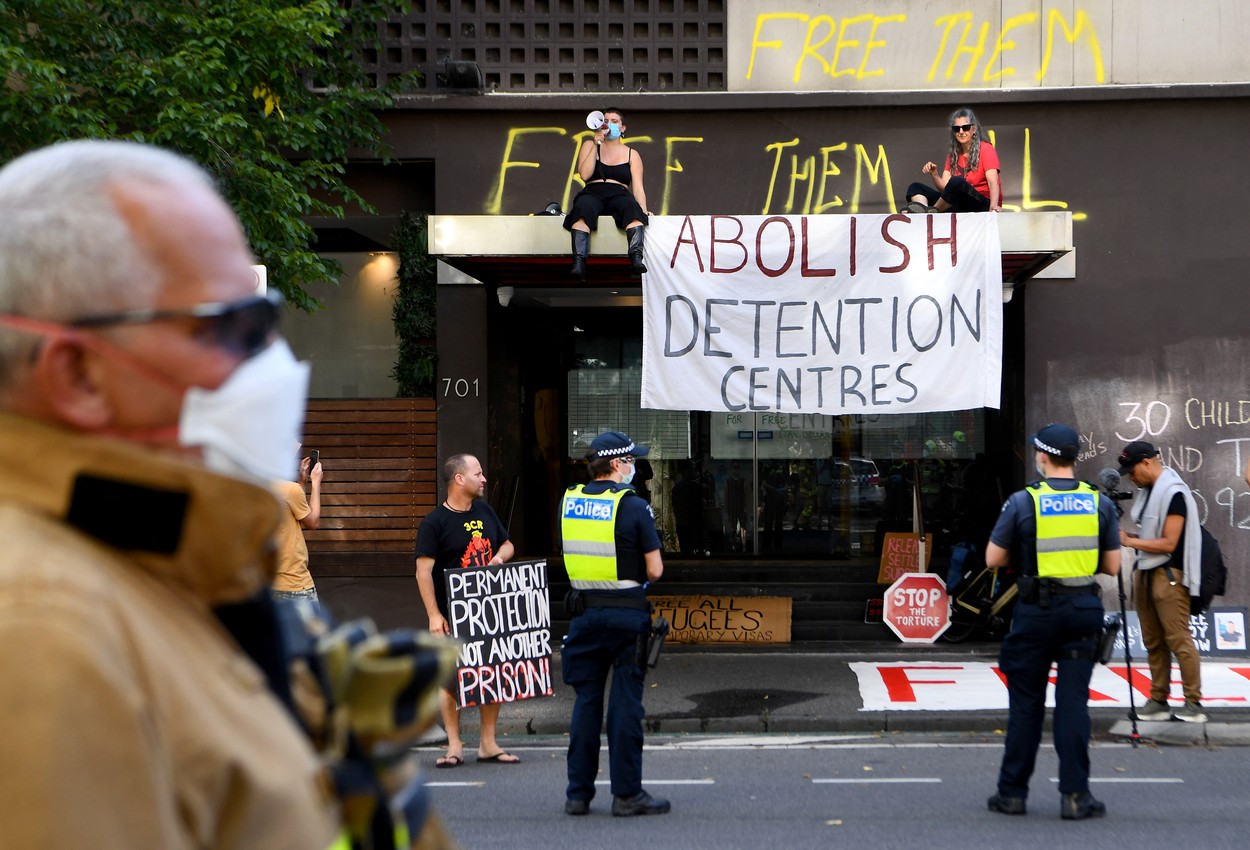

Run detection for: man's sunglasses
[[951, 124, 974, 133], [68, 289, 283, 357]]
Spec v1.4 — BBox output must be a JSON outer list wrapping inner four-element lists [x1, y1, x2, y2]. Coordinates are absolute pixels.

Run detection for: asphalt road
[[422, 733, 1250, 850]]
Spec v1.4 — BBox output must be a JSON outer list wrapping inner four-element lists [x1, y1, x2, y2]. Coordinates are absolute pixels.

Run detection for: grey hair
[[0, 140, 218, 381], [945, 107, 985, 179]]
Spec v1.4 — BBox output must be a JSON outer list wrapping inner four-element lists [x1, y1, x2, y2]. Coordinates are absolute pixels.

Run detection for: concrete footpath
[[444, 644, 1250, 748]]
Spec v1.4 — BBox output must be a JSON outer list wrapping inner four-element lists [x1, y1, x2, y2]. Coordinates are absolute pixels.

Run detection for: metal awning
[[429, 212, 1073, 306]]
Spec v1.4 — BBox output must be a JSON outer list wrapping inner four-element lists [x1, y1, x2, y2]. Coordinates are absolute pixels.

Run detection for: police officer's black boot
[[626, 225, 647, 274], [569, 229, 590, 280]]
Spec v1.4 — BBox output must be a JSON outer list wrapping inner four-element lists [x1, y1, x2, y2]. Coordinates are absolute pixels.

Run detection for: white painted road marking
[[812, 778, 943, 784], [1048, 777, 1184, 784], [594, 778, 715, 785]]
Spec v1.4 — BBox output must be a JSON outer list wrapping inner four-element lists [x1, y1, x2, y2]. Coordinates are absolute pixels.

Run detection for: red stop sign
[[883, 572, 950, 643]]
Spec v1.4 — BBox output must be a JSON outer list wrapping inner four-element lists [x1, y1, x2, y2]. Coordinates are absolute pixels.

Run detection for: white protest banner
[[641, 214, 1002, 414], [445, 558, 554, 708]]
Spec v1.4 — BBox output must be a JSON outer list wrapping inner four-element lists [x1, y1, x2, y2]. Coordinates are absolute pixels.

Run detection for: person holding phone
[[271, 450, 323, 603], [564, 107, 651, 279]]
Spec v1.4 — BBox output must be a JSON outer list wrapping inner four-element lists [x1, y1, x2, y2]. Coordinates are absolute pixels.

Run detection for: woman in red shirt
[[903, 107, 1002, 214]]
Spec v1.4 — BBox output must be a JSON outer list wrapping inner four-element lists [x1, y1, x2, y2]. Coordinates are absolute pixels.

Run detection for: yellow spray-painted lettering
[[749, 6, 1106, 90], [661, 136, 705, 216], [486, 127, 567, 215], [942, 15, 992, 83], [747, 13, 811, 80], [484, 125, 1081, 221], [924, 8, 1104, 87], [1009, 127, 1088, 220], [794, 15, 836, 82], [830, 14, 876, 78], [763, 138, 803, 215], [857, 14, 906, 79], [815, 144, 849, 214], [983, 12, 1039, 82], [1037, 8, 1105, 83], [759, 13, 907, 83], [851, 144, 895, 214], [763, 140, 895, 215], [787, 153, 817, 213]]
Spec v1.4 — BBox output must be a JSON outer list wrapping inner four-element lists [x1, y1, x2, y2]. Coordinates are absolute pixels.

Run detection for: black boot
[[569, 230, 590, 280], [626, 225, 647, 274]]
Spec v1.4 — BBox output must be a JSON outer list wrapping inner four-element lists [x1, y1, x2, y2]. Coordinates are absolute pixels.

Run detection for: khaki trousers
[[1134, 567, 1202, 703]]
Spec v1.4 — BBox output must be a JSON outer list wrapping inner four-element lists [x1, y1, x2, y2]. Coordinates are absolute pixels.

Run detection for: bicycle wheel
[[940, 609, 985, 644]]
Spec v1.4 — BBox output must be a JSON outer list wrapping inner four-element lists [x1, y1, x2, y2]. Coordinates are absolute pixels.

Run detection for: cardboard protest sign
[[445, 558, 553, 708], [877, 532, 934, 584], [650, 595, 792, 644], [641, 214, 1002, 414]]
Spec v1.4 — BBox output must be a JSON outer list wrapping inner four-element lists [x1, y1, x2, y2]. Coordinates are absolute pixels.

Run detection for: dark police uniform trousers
[[562, 603, 651, 803], [997, 584, 1103, 799]]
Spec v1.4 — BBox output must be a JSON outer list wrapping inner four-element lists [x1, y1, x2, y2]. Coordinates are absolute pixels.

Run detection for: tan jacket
[[0, 413, 340, 848]]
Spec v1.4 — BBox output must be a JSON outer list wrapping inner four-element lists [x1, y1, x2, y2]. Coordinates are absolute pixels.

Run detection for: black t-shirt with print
[[414, 501, 509, 616]]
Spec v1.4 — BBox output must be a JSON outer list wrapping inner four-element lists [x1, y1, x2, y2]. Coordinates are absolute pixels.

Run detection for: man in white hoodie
[[1118, 440, 1206, 722]]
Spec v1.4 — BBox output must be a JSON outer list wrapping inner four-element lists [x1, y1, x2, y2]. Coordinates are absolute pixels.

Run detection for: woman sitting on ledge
[[565, 107, 651, 279], [902, 107, 1002, 214]]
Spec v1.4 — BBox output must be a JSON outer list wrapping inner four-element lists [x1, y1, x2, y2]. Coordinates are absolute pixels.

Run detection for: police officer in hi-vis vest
[[560, 431, 670, 817], [985, 424, 1121, 821]]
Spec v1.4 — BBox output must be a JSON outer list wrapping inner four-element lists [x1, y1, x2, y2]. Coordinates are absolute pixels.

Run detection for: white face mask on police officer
[[178, 338, 310, 482], [619, 462, 635, 485]]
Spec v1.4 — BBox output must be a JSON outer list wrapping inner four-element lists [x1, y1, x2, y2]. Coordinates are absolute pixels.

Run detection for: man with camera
[[560, 430, 669, 817], [1117, 440, 1205, 722], [985, 424, 1121, 820]]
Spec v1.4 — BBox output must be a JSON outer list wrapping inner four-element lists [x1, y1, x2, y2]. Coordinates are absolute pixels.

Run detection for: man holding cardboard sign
[[416, 453, 518, 768]]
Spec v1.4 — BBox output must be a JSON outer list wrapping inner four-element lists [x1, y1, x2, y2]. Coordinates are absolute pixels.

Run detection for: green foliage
[[390, 211, 437, 397], [0, 0, 412, 311]]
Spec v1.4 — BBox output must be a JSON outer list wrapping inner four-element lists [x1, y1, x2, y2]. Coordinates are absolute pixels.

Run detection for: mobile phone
[[308, 450, 319, 467]]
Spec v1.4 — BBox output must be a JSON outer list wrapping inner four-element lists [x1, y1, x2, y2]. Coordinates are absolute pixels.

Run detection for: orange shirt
[[271, 479, 314, 592]]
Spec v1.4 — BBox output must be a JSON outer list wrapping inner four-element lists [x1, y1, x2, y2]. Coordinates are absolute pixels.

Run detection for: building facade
[[286, 0, 1250, 630]]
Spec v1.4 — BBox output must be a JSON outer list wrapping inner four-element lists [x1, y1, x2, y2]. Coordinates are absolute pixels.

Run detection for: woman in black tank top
[[564, 107, 652, 279]]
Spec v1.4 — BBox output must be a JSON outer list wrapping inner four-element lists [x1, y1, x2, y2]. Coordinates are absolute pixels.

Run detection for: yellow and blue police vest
[[1029, 481, 1100, 579], [561, 484, 641, 589]]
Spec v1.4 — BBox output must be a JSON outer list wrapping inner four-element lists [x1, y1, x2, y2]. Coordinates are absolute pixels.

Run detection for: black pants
[[905, 176, 990, 212]]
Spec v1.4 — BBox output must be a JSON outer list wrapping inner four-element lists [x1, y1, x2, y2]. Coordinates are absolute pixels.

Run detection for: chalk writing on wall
[[1054, 339, 1250, 610]]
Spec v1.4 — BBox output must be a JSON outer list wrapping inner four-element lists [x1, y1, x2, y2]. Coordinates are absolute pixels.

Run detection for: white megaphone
[[585, 110, 605, 130]]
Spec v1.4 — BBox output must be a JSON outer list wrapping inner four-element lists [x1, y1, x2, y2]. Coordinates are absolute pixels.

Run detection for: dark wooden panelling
[[304, 399, 436, 570]]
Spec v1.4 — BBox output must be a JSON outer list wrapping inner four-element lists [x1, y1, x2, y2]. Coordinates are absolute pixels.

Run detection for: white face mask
[[179, 338, 310, 481], [620, 463, 635, 485]]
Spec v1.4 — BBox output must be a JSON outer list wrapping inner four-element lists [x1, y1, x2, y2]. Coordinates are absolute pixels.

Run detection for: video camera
[[1096, 467, 1132, 499]]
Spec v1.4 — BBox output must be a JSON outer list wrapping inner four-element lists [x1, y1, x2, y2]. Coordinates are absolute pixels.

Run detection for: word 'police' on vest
[[563, 496, 616, 521], [1038, 492, 1097, 515]]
